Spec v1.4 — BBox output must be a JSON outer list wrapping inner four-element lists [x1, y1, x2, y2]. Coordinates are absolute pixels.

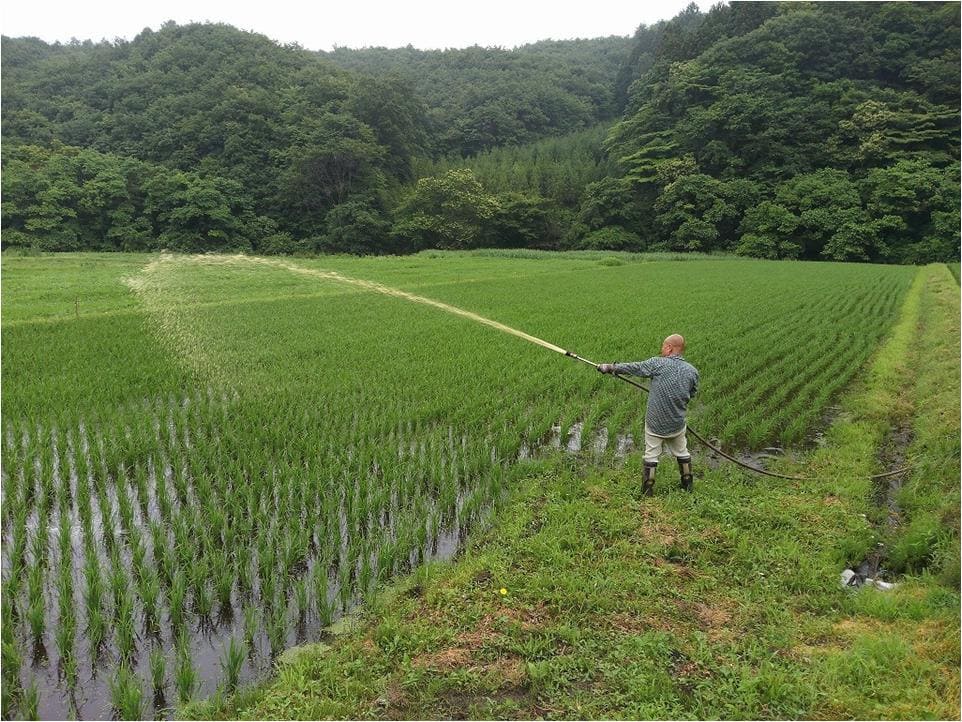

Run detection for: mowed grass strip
[[183, 265, 959, 721]]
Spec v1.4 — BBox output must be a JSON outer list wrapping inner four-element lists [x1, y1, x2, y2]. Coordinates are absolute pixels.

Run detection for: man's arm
[[610, 358, 661, 378]]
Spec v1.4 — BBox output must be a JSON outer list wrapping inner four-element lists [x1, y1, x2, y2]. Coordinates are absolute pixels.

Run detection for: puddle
[[873, 423, 913, 527], [701, 439, 802, 474], [809, 405, 849, 448]]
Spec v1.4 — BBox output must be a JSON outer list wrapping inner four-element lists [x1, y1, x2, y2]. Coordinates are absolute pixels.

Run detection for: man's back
[[615, 354, 699, 436]]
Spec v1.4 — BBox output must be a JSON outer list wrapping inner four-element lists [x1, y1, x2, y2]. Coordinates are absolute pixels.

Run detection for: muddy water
[[846, 421, 913, 586], [873, 424, 913, 527], [10, 458, 484, 720], [520, 422, 634, 465], [19, 534, 477, 720]]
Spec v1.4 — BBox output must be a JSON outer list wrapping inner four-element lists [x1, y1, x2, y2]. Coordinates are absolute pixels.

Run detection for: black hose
[[609, 372, 812, 481], [563, 352, 912, 482]]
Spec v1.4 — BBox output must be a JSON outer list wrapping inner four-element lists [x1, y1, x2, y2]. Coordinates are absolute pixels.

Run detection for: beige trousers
[[644, 424, 689, 463]]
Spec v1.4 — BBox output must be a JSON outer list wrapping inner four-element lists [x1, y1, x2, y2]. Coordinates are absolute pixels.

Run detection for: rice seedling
[[293, 577, 308, 622], [211, 551, 232, 614], [82, 548, 102, 613], [109, 663, 145, 721], [174, 632, 197, 704], [26, 560, 44, 608], [242, 604, 258, 647], [193, 582, 214, 621], [62, 652, 79, 692], [115, 590, 136, 662], [108, 553, 128, 617], [266, 601, 287, 658], [337, 560, 353, 613], [139, 568, 161, 633], [130, 528, 147, 579], [86, 607, 107, 656], [20, 678, 39, 721], [29, 526, 48, 574], [235, 548, 253, 595], [149, 646, 166, 696], [314, 567, 332, 627], [219, 637, 245, 692], [259, 569, 276, 612], [169, 569, 187, 629], [53, 611, 74, 664], [26, 594, 45, 645], [1, 637, 23, 705], [7, 494, 24, 558]]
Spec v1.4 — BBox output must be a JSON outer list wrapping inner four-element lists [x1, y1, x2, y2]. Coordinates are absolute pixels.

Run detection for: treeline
[[406, 1, 959, 261], [2, 144, 306, 253], [1, 23, 627, 253], [0, 145, 568, 253], [2, 22, 429, 247], [2, 3, 960, 263]]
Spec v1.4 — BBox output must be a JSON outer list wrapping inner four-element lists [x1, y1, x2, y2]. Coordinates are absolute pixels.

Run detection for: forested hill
[[2, 3, 960, 263], [322, 39, 630, 157], [603, 1, 960, 263]]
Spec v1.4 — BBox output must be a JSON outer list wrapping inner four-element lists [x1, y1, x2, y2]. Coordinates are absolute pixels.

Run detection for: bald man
[[598, 334, 699, 495]]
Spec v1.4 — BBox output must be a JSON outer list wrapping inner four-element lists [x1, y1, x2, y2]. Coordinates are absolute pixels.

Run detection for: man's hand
[[597, 363, 616, 374]]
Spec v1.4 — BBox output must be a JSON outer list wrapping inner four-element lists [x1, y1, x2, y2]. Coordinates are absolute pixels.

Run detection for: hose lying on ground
[[564, 350, 914, 482]]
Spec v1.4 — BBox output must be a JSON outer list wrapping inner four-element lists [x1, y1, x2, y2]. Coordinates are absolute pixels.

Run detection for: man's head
[[660, 333, 685, 357]]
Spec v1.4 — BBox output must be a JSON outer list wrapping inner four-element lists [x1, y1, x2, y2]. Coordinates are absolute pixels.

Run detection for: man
[[598, 334, 699, 495]]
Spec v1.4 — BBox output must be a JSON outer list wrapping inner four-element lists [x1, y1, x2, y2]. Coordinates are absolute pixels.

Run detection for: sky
[[2, 0, 706, 51]]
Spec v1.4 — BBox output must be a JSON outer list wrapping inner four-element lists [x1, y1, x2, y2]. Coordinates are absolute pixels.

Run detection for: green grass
[[183, 264, 960, 720]]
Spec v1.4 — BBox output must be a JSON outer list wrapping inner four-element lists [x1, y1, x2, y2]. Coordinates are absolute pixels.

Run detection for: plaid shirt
[[613, 354, 699, 436]]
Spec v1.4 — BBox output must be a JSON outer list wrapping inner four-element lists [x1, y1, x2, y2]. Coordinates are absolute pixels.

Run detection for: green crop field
[[0, 251, 945, 719]]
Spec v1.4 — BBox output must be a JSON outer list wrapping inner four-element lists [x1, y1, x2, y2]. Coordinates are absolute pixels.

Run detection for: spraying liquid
[[248, 256, 571, 355], [190, 255, 907, 482]]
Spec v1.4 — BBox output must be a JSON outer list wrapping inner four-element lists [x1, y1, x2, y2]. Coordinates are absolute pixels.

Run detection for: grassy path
[[184, 265, 959, 720]]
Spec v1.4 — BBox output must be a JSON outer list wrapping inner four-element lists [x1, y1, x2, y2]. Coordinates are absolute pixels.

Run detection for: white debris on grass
[[840, 568, 898, 591]]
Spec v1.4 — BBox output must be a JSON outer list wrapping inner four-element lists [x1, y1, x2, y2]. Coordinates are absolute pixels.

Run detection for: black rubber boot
[[677, 456, 693, 492], [642, 461, 657, 496]]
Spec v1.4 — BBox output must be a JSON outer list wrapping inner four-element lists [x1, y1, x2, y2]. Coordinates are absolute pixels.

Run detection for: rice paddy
[[1, 251, 917, 719]]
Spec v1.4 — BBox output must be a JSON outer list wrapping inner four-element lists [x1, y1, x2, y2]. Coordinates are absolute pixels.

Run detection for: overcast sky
[[2, 0, 707, 51]]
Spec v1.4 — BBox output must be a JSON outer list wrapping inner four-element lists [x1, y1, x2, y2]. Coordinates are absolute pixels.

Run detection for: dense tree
[[419, 124, 617, 210], [391, 169, 499, 250], [601, 1, 959, 261], [2, 23, 423, 242], [489, 193, 560, 249], [2, 5, 958, 262], [324, 38, 630, 157], [1, 144, 271, 252]]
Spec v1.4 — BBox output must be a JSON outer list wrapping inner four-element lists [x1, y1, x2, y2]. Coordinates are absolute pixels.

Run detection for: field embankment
[[183, 264, 960, 720]]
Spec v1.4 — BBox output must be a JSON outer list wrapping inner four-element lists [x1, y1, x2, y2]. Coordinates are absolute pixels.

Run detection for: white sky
[[2, 0, 707, 51]]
